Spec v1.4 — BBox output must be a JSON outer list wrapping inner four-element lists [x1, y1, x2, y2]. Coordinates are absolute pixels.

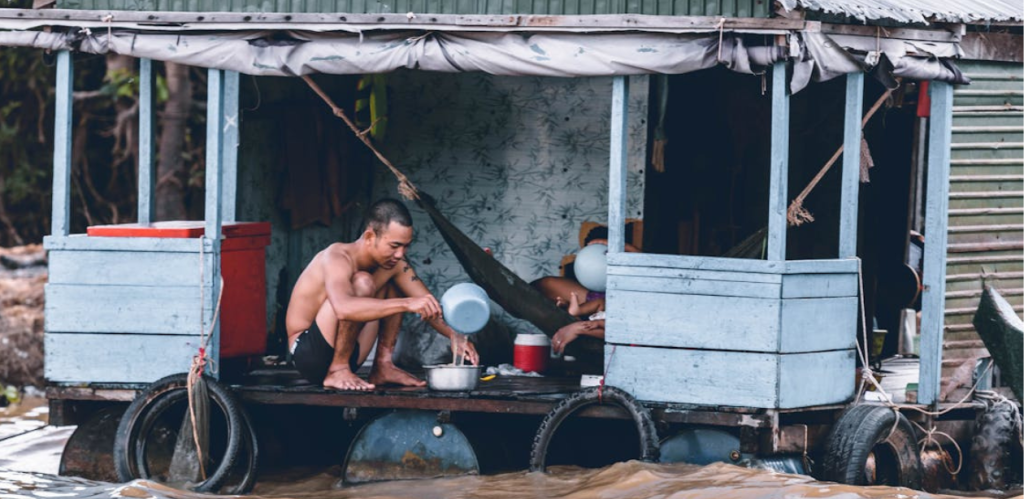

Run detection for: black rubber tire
[[968, 401, 1022, 490], [821, 404, 923, 489], [133, 387, 260, 495], [113, 373, 245, 493], [529, 386, 659, 472], [221, 404, 260, 495]]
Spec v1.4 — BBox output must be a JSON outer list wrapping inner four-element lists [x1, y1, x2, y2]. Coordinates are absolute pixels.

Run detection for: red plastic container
[[514, 334, 550, 374], [87, 221, 272, 359]]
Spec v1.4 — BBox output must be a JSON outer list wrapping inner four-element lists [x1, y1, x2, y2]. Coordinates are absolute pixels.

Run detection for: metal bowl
[[424, 365, 482, 391]]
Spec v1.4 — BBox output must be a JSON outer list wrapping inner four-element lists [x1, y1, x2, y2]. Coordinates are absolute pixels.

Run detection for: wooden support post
[[767, 62, 789, 261], [839, 72, 864, 258], [222, 71, 240, 223], [607, 76, 629, 254], [137, 58, 155, 225], [204, 68, 225, 372], [919, 81, 953, 407], [52, 51, 73, 237]]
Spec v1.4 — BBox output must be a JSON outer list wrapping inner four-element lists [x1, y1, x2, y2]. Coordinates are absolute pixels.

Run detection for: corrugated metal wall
[[943, 60, 1024, 376], [55, 0, 770, 16]]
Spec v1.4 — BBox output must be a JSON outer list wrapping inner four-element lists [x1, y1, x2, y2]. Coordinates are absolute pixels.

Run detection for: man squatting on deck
[[286, 199, 479, 391]]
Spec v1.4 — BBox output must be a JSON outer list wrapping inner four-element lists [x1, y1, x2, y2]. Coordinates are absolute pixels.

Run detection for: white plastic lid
[[514, 334, 551, 346]]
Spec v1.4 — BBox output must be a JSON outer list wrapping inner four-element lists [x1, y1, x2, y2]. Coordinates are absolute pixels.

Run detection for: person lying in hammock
[[531, 225, 638, 319], [286, 198, 479, 391]]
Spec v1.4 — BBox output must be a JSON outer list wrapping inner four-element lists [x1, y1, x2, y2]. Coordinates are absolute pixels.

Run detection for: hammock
[[302, 77, 602, 357]]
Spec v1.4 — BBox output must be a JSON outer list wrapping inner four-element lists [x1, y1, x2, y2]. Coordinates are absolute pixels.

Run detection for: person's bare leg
[[322, 272, 375, 391], [369, 282, 426, 387], [531, 276, 590, 308]]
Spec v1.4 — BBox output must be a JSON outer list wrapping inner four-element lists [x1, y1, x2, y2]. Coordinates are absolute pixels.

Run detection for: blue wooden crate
[[44, 235, 216, 384], [604, 252, 858, 409]]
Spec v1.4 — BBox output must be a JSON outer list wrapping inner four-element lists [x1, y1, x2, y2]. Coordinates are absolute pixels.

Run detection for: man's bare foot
[[323, 369, 375, 391], [369, 362, 426, 387]]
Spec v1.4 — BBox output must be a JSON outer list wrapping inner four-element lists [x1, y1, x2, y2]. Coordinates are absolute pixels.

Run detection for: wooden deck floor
[[47, 360, 988, 428]]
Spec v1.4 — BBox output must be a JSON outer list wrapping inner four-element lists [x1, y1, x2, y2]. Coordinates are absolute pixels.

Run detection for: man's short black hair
[[365, 198, 413, 235]]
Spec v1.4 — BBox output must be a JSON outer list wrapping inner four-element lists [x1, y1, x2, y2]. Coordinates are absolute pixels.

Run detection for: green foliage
[[0, 48, 54, 244], [103, 67, 139, 99]]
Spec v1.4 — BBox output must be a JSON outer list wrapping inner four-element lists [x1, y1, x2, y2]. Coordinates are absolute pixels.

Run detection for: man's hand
[[451, 333, 480, 366], [406, 295, 442, 321]]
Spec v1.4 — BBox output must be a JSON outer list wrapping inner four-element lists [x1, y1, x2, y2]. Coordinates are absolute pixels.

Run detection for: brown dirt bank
[[0, 245, 46, 388]]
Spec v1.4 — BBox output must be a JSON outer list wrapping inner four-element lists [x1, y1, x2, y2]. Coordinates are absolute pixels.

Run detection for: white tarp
[[0, 28, 968, 91]]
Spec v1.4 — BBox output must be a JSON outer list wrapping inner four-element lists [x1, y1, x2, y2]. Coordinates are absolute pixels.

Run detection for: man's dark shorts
[[291, 321, 360, 385]]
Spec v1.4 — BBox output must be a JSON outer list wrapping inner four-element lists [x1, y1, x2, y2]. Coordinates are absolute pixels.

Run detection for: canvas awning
[[0, 27, 968, 91]]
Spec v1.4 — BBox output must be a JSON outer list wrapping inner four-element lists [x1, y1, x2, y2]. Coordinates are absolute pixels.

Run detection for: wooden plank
[[222, 70, 240, 223], [46, 284, 210, 335], [920, 80, 953, 407], [777, 349, 856, 409], [783, 259, 858, 274], [204, 67, 225, 369], [605, 290, 781, 352], [0, 9, 811, 30], [607, 265, 782, 284], [45, 333, 200, 383], [604, 344, 779, 407], [767, 60, 789, 261], [44, 235, 214, 253], [608, 274, 781, 299], [839, 72, 863, 258], [137, 58, 155, 225], [52, 50, 73, 237], [607, 254, 854, 274], [608, 252, 784, 273], [778, 297, 858, 352], [47, 250, 213, 287], [781, 273, 858, 298], [607, 75, 628, 254]]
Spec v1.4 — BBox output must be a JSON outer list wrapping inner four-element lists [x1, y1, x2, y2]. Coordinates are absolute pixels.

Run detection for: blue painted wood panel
[[777, 349, 856, 408], [604, 256, 858, 354], [44, 235, 215, 253], [605, 289, 782, 351], [778, 297, 857, 352], [607, 265, 782, 284], [608, 274, 781, 299], [46, 284, 212, 335], [604, 345, 856, 408], [52, 51, 73, 237], [46, 333, 200, 383], [48, 250, 214, 287], [780, 273, 857, 298]]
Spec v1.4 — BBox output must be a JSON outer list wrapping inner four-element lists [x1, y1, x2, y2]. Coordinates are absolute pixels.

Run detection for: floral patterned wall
[[374, 72, 649, 363]]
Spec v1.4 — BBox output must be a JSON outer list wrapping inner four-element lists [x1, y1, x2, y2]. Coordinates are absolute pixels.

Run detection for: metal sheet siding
[[56, 0, 770, 15], [943, 60, 1024, 374]]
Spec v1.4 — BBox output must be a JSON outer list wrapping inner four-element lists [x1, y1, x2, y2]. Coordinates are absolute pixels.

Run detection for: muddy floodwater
[[1, 398, 1018, 499]]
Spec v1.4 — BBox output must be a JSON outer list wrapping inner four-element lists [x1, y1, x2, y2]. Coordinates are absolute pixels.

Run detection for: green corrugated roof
[[55, 0, 771, 16]]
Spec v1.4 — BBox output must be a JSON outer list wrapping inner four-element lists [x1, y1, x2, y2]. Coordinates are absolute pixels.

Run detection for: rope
[[185, 236, 226, 481], [787, 84, 898, 226], [598, 344, 617, 403], [716, 18, 726, 63], [850, 257, 1004, 479], [300, 75, 421, 201]]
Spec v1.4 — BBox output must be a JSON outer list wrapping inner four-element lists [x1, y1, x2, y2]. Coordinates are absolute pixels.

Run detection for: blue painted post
[[919, 81, 954, 407], [839, 72, 864, 258], [204, 68, 225, 372], [138, 58, 155, 225], [607, 76, 629, 254], [767, 62, 789, 261], [52, 51, 73, 237], [222, 71, 240, 223]]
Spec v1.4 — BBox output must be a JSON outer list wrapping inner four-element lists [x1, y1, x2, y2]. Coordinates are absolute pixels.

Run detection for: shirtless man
[[286, 198, 479, 391]]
